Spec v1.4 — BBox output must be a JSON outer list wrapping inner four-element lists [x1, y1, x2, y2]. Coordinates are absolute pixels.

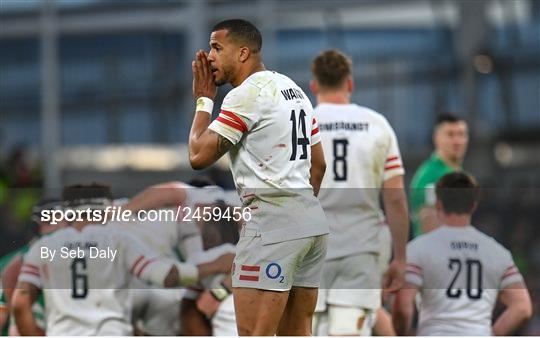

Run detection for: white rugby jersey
[[315, 103, 404, 259], [208, 70, 328, 244], [406, 225, 524, 336], [18, 225, 175, 335]]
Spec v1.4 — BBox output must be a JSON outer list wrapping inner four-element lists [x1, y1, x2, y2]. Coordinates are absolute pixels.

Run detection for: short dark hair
[[436, 172, 479, 214], [436, 113, 465, 127], [311, 49, 352, 89], [62, 183, 113, 210], [212, 19, 262, 53]]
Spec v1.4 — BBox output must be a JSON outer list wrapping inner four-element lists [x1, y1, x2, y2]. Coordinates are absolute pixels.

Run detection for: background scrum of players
[[0, 177, 535, 336]]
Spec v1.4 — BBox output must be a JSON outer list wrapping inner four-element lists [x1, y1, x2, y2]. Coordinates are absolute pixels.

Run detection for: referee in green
[[409, 113, 469, 237]]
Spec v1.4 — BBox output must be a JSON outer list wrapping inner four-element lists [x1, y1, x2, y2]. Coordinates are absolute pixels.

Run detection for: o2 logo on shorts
[[266, 263, 284, 284]]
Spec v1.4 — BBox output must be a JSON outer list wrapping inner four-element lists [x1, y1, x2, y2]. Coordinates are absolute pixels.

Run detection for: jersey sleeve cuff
[[405, 272, 423, 287], [18, 273, 43, 289], [208, 120, 241, 145]]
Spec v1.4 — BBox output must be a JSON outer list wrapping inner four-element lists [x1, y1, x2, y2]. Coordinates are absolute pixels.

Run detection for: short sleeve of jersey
[[122, 233, 165, 280], [18, 242, 43, 289], [405, 240, 423, 287], [208, 86, 260, 145], [382, 121, 404, 181], [499, 249, 524, 289], [311, 117, 321, 145]]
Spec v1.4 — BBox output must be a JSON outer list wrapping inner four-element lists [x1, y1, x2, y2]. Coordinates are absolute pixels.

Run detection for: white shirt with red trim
[[314, 103, 404, 259], [18, 225, 174, 335], [208, 70, 328, 244], [405, 225, 524, 336]]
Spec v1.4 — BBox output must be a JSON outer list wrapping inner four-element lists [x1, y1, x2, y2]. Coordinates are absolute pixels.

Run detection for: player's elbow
[[189, 153, 210, 170], [516, 299, 533, 321]]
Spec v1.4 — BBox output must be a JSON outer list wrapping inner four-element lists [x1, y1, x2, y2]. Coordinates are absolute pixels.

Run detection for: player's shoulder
[[469, 226, 511, 254], [407, 226, 447, 252], [410, 156, 443, 188]]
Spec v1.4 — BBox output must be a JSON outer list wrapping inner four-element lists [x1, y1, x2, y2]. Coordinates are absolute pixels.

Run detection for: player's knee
[[328, 305, 375, 336]]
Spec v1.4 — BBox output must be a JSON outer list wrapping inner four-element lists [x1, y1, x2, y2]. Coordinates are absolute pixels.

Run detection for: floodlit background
[[0, 0, 539, 334]]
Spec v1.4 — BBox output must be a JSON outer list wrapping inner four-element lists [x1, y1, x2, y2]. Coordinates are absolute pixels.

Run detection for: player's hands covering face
[[192, 50, 217, 100]]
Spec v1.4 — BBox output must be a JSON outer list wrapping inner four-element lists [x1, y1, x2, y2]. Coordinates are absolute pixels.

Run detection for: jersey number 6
[[71, 258, 88, 299]]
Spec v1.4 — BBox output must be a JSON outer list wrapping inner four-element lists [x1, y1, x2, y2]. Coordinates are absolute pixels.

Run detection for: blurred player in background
[[393, 172, 533, 335], [0, 198, 66, 335], [112, 181, 213, 336], [182, 213, 239, 336], [188, 19, 329, 335], [310, 49, 408, 336], [11, 183, 233, 335], [410, 113, 468, 237]]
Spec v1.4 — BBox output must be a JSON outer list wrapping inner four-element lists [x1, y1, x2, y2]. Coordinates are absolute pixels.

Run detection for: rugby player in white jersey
[[393, 172, 533, 335], [112, 181, 213, 335], [11, 183, 234, 335], [310, 49, 408, 335], [188, 19, 329, 335]]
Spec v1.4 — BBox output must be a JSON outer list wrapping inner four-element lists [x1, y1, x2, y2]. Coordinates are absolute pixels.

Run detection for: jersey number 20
[[446, 258, 483, 300]]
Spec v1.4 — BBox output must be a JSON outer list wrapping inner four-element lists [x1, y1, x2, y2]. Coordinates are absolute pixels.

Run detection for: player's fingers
[[198, 50, 209, 79]]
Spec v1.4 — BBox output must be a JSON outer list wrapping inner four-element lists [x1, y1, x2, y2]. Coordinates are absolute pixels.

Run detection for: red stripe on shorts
[[239, 275, 259, 281]]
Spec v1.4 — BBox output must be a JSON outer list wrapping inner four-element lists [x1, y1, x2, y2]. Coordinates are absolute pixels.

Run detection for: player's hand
[[192, 50, 217, 100], [196, 290, 222, 318], [382, 259, 406, 299]]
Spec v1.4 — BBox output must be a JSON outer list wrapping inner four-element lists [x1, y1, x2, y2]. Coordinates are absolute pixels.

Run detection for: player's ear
[[310, 80, 319, 95], [470, 201, 478, 214], [435, 199, 443, 213], [346, 75, 354, 93], [238, 47, 250, 63]]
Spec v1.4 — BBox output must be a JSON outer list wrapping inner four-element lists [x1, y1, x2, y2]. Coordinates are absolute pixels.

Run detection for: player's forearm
[[493, 303, 533, 335], [12, 299, 40, 335], [382, 186, 408, 260], [310, 164, 325, 197], [189, 112, 214, 169], [126, 183, 187, 212], [392, 310, 412, 336], [392, 302, 413, 335], [310, 143, 326, 197]]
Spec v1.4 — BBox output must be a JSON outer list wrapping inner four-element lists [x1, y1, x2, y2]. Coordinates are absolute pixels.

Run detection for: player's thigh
[[327, 253, 382, 309], [233, 287, 289, 336], [315, 255, 341, 313], [326, 253, 381, 335], [277, 286, 319, 336], [279, 235, 327, 335]]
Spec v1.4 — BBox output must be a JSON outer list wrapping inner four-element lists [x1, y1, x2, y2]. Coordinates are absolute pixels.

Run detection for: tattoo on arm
[[208, 130, 233, 157]]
